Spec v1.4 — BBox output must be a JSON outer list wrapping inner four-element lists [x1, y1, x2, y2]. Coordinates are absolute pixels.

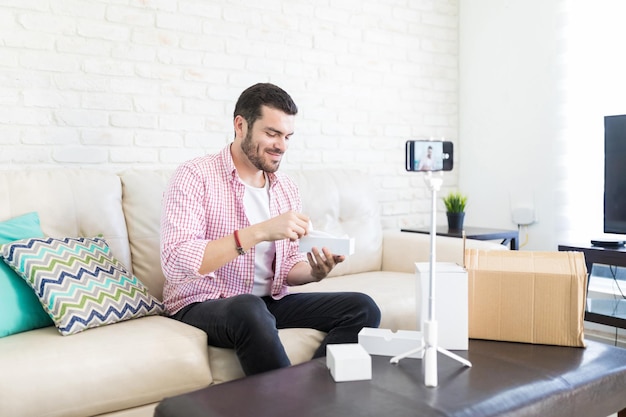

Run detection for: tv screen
[[604, 115, 626, 234]]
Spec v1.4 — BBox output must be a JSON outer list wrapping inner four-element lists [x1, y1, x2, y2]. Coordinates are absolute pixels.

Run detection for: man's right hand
[[258, 211, 310, 242]]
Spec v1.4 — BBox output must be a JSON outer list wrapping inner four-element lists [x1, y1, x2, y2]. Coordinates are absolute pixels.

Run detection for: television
[[604, 114, 626, 235]]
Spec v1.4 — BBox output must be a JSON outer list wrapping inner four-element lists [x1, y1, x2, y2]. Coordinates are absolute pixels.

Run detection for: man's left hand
[[308, 247, 345, 281]]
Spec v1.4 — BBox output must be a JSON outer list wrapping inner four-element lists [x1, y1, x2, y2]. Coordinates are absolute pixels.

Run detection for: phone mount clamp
[[389, 171, 471, 387]]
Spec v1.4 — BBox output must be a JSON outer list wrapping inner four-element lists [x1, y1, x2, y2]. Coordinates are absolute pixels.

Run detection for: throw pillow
[[0, 212, 53, 338], [1, 236, 164, 336]]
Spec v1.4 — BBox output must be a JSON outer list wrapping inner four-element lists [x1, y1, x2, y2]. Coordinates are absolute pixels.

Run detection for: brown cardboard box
[[465, 249, 587, 347]]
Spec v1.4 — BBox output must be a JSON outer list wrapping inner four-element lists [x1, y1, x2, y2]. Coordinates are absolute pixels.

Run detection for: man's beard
[[241, 129, 282, 173]]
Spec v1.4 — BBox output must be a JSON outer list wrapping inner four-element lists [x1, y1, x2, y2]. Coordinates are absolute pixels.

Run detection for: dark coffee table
[[154, 339, 626, 417]]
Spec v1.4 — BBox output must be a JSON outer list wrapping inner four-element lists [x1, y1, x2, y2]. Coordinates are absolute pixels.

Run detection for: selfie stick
[[390, 171, 471, 387]]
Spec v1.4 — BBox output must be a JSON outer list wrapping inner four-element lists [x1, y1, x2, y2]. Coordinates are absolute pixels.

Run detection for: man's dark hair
[[233, 83, 298, 128]]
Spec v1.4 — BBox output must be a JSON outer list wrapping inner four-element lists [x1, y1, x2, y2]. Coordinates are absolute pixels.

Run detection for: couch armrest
[[381, 230, 508, 273]]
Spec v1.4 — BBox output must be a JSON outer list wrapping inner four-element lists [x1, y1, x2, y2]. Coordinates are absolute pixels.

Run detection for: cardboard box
[[465, 249, 587, 347], [416, 262, 468, 350], [326, 344, 372, 382], [358, 327, 423, 358]]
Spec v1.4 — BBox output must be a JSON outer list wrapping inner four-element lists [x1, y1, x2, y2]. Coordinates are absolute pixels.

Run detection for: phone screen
[[405, 140, 453, 172]]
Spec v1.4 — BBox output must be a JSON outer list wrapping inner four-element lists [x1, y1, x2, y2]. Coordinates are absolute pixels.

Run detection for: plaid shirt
[[160, 145, 307, 315]]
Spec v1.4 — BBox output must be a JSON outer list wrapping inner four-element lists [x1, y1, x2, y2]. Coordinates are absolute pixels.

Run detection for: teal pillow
[[0, 212, 53, 337]]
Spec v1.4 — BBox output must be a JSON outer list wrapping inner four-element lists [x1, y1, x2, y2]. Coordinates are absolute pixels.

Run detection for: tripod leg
[[436, 347, 472, 368], [389, 343, 425, 364]]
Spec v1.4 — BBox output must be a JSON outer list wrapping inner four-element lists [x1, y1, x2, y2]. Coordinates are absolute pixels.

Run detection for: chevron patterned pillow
[[0, 237, 164, 336]]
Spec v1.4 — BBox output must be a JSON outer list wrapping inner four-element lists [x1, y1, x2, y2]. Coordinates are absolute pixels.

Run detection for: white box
[[358, 327, 423, 359], [416, 262, 468, 350], [299, 232, 355, 256], [326, 344, 372, 382]]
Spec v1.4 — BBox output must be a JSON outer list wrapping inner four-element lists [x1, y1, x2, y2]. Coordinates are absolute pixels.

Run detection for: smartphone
[[405, 140, 453, 172]]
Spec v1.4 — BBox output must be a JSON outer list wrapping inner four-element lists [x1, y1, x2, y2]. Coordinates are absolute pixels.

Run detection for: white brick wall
[[0, 0, 459, 229]]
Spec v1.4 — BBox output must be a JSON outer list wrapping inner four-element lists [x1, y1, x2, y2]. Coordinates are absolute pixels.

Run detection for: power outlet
[[512, 207, 535, 226]]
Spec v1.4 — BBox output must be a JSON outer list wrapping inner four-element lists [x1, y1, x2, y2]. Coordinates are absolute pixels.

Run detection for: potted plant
[[442, 191, 467, 231]]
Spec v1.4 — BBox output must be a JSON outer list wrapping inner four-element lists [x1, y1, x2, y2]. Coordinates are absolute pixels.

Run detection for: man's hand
[[285, 245, 346, 286], [307, 247, 345, 282], [258, 210, 310, 242]]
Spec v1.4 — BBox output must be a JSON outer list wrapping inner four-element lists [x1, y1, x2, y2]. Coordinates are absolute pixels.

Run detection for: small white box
[[416, 262, 468, 350], [299, 232, 355, 256], [358, 328, 423, 359], [326, 344, 372, 382]]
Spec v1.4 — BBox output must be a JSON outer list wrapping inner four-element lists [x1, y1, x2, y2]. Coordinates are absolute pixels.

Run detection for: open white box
[[358, 328, 423, 359], [298, 230, 355, 256]]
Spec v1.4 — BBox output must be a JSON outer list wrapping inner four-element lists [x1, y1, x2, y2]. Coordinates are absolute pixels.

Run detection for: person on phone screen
[[418, 145, 434, 171], [160, 83, 381, 376]]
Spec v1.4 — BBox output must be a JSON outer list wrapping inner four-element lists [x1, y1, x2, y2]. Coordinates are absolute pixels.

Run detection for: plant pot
[[446, 212, 465, 231]]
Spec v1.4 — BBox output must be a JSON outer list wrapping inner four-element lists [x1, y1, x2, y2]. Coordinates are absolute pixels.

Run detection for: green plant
[[442, 191, 467, 213]]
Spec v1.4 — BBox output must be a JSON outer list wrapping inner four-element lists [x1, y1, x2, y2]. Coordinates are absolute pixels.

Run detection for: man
[[418, 145, 434, 171], [160, 83, 381, 376]]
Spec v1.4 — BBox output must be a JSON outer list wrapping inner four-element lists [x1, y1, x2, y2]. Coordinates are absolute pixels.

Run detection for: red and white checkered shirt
[[160, 145, 307, 315]]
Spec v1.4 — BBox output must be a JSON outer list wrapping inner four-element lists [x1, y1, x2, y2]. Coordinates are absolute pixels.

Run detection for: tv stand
[[558, 243, 626, 330]]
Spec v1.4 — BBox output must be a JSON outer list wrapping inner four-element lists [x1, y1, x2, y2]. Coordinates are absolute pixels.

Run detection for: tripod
[[390, 172, 471, 387]]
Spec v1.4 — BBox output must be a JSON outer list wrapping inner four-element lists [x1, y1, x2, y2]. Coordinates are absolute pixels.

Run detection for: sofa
[[0, 168, 505, 417]]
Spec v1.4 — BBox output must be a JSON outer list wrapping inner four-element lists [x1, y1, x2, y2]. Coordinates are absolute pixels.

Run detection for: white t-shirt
[[242, 176, 276, 297]]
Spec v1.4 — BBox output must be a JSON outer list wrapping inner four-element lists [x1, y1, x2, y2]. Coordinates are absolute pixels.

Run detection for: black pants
[[172, 292, 381, 376]]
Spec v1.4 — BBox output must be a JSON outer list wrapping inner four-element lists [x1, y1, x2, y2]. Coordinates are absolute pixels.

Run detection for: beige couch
[[0, 169, 505, 417]]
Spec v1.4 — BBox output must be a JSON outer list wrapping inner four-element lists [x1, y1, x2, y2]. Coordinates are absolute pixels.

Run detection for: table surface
[[402, 225, 519, 249], [401, 225, 517, 237], [558, 242, 626, 266], [154, 339, 626, 417]]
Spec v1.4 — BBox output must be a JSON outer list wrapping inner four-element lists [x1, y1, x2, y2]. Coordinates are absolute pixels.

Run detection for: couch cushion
[[0, 316, 212, 417], [120, 170, 173, 300], [290, 271, 418, 331], [0, 169, 133, 273], [286, 170, 384, 277], [1, 236, 164, 336], [0, 212, 53, 337]]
